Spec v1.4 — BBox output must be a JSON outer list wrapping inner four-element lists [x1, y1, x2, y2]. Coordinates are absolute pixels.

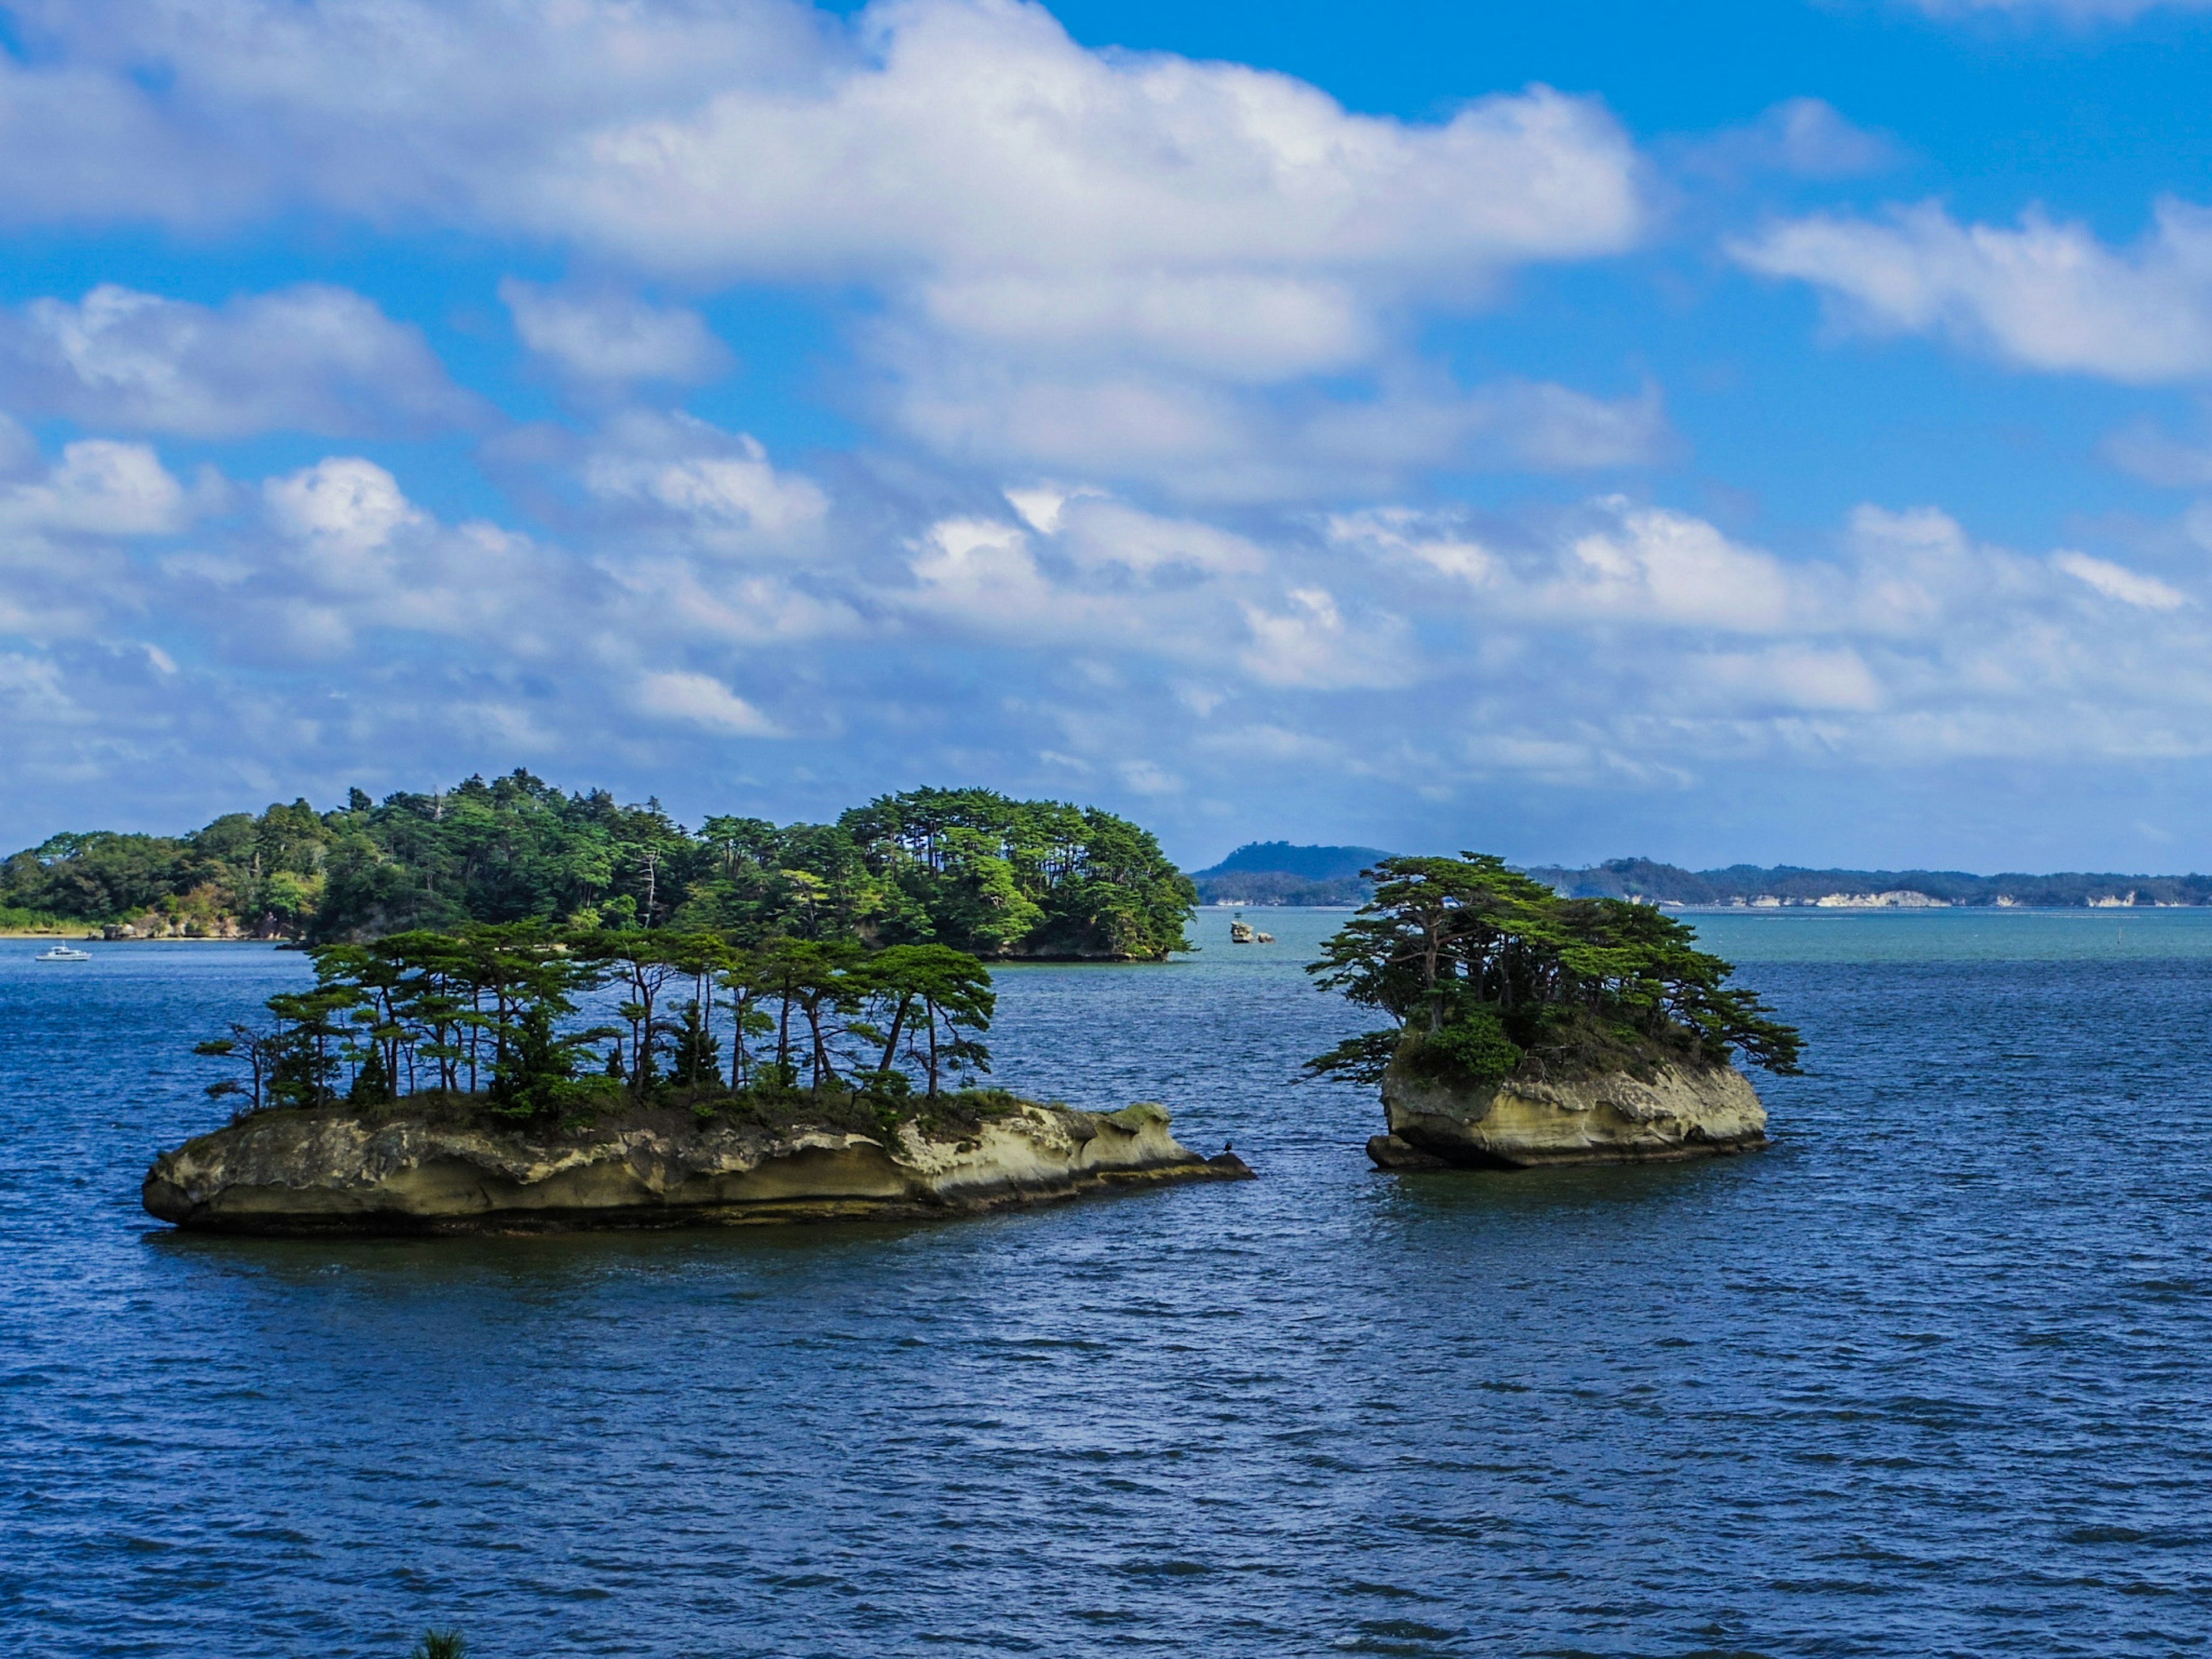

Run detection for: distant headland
[[1191, 844, 2212, 910], [1188, 843, 1390, 906]]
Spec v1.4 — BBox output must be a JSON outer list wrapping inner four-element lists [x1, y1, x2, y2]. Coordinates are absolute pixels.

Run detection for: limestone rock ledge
[[1371, 1061, 1767, 1171], [143, 1100, 1253, 1236]]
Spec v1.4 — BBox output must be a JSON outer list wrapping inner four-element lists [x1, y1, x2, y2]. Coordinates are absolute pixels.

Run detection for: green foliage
[[195, 922, 1001, 1127], [1306, 853, 1802, 1084], [670, 999, 722, 1090], [410, 1632, 466, 1659], [0, 903, 73, 932], [1301, 1029, 1400, 1086], [1406, 1007, 1524, 1086], [4, 773, 1194, 959], [349, 1042, 392, 1106], [0, 803, 332, 936]]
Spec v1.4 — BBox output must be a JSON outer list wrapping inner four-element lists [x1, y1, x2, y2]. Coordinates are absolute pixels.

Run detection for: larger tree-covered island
[[10, 772, 1196, 958], [134, 775, 1249, 1234], [1308, 855, 1801, 1169]]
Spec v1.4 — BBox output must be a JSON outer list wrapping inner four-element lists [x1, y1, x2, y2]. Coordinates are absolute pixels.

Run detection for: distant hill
[[1188, 841, 1392, 906], [1187, 845, 2212, 910], [1525, 857, 2212, 909]]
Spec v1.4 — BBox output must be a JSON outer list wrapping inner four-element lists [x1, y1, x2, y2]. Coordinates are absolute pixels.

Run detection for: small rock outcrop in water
[[1368, 1059, 1766, 1171], [1305, 855, 1799, 1175], [143, 1099, 1252, 1236]]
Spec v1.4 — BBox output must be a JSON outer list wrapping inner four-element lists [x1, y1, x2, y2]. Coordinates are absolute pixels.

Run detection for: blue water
[[5, 908, 2211, 1657]]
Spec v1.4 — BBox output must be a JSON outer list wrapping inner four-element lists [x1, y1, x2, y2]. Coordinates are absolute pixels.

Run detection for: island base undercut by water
[[1370, 1060, 1768, 1171], [143, 1100, 1252, 1236]]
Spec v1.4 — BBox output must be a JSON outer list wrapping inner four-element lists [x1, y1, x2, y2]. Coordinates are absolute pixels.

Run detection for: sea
[[4, 905, 2211, 1658]]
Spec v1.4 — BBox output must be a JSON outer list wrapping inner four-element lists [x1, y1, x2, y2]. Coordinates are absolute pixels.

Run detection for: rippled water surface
[[6, 907, 2212, 1657]]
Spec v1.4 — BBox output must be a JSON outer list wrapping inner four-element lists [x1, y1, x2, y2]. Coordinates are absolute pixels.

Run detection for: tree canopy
[[4, 772, 1195, 960], [1305, 854, 1802, 1089], [195, 921, 1005, 1130]]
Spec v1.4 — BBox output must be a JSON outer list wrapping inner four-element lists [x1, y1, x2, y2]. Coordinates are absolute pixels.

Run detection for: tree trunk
[[877, 994, 913, 1076]]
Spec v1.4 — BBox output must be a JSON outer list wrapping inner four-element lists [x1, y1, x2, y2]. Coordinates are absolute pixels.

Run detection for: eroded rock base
[[1378, 1061, 1768, 1171], [144, 1100, 1253, 1237]]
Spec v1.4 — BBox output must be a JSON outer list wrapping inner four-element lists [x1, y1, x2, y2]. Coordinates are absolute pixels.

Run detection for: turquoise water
[[5, 908, 2212, 1656]]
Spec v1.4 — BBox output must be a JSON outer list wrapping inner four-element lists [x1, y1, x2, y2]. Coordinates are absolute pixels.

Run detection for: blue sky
[[6, 0, 2212, 871]]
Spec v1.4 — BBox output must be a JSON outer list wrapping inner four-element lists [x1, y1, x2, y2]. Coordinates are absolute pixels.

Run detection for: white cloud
[[0, 440, 192, 537], [248, 457, 563, 654], [0, 283, 478, 437], [1694, 646, 1886, 713], [536, 3, 1642, 282], [0, 1, 1652, 505], [500, 279, 730, 383], [579, 412, 830, 553], [1733, 199, 2212, 383], [9, 415, 2212, 853], [1336, 498, 1794, 631], [1239, 587, 1416, 690], [6, 1, 1642, 282], [886, 353, 1669, 502], [633, 671, 783, 736], [264, 456, 425, 555], [2053, 550, 2189, 609], [1309, 494, 2212, 770]]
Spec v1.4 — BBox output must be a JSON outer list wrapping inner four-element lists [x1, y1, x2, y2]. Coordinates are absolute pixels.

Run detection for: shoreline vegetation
[[3, 773, 1195, 956]]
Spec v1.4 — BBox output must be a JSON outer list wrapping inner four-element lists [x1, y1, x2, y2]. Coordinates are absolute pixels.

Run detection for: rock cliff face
[[144, 1100, 1251, 1235], [1369, 1060, 1767, 1171]]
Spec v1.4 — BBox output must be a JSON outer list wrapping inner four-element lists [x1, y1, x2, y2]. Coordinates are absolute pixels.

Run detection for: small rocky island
[[143, 926, 1249, 1236], [145, 1096, 1246, 1235], [1306, 855, 1800, 1171]]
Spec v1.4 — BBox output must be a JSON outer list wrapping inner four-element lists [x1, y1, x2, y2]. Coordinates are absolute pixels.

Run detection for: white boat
[[34, 945, 93, 962]]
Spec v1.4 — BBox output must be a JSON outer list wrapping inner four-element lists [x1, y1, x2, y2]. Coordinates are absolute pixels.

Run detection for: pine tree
[[671, 999, 721, 1090]]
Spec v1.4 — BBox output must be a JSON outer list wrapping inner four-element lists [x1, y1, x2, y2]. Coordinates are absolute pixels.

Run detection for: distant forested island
[[1190, 844, 2212, 910], [0, 772, 1195, 957], [1528, 857, 2212, 909], [1189, 842, 1391, 906]]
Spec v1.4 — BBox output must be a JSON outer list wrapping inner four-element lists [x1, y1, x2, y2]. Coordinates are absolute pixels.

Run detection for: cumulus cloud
[[1318, 496, 2212, 769], [1732, 198, 2212, 382], [0, 1, 1652, 503], [633, 671, 784, 736], [2, 1, 1642, 278], [1335, 498, 1794, 631], [0, 440, 202, 646], [0, 440, 195, 537], [902, 491, 1289, 664], [885, 352, 1671, 502], [500, 280, 730, 383], [240, 460, 557, 656], [577, 411, 831, 554], [1239, 588, 1416, 690], [0, 284, 480, 437], [9, 402, 2212, 851]]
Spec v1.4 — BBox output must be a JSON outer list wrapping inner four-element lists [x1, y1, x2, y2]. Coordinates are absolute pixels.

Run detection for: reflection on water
[[5, 910, 2212, 1656]]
